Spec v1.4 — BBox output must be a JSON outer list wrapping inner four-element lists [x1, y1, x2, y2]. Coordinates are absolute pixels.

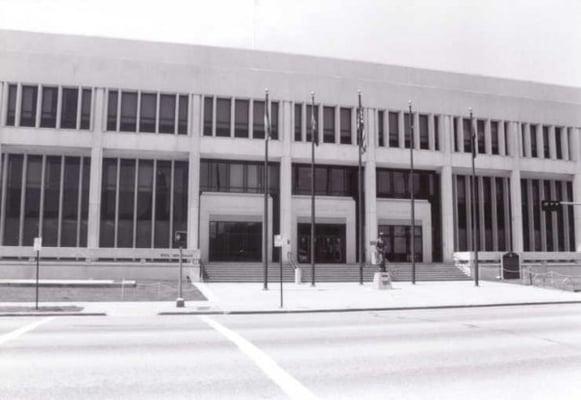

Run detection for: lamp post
[[408, 101, 416, 285], [469, 108, 479, 287]]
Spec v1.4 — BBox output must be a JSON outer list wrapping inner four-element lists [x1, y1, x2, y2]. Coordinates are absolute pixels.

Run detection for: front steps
[[202, 262, 471, 282]]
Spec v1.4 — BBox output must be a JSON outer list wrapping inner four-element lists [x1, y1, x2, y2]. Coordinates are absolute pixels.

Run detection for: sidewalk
[[2, 280, 580, 316]]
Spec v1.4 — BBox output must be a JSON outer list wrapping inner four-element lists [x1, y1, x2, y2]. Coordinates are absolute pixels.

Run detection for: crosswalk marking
[[0, 317, 54, 346]]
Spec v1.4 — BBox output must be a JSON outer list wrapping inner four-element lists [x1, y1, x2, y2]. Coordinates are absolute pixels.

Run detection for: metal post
[[409, 102, 416, 285], [35, 250, 39, 311], [176, 246, 185, 307], [280, 246, 283, 308], [358, 91, 364, 285], [470, 108, 480, 287], [310, 92, 316, 287], [263, 89, 270, 290]]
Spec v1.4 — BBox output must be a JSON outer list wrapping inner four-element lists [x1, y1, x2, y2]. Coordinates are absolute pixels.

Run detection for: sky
[[0, 0, 580, 87]]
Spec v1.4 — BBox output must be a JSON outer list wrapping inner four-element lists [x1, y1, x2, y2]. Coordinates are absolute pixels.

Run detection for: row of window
[[452, 118, 508, 156], [377, 111, 440, 151], [4, 84, 92, 130], [200, 159, 279, 194], [520, 123, 571, 161], [293, 104, 354, 144], [106, 90, 189, 135], [100, 158, 188, 248], [0, 154, 90, 247], [203, 96, 279, 139]]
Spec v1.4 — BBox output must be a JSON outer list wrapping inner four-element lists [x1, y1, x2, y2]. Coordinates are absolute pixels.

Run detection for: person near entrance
[[376, 232, 387, 273]]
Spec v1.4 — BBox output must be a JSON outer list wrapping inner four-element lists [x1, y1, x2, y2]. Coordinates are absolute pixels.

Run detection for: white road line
[[0, 317, 54, 346], [200, 315, 318, 400]]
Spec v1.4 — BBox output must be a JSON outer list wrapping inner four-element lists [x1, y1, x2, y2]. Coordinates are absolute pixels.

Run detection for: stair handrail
[[199, 258, 208, 282]]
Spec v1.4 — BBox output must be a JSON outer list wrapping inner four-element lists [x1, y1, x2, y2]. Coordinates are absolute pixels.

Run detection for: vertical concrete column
[[398, 110, 405, 149], [549, 126, 557, 159], [498, 120, 506, 156], [364, 109, 377, 263], [413, 112, 420, 150], [484, 119, 492, 155], [509, 122, 523, 252], [562, 127, 570, 161], [441, 115, 455, 262], [523, 123, 531, 158], [428, 114, 435, 150], [572, 128, 581, 251], [188, 94, 201, 251], [280, 101, 293, 263], [87, 88, 105, 249]]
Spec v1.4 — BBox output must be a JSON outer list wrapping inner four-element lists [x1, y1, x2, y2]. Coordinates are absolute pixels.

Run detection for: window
[[61, 157, 81, 246], [100, 158, 117, 247], [323, 106, 335, 143], [477, 119, 485, 154], [542, 126, 550, 158], [270, 102, 279, 140], [462, 118, 472, 153], [306, 105, 319, 142], [504, 121, 510, 155], [215, 98, 231, 137], [404, 112, 412, 148], [434, 115, 440, 151], [159, 94, 176, 134], [80, 89, 92, 130], [203, 97, 213, 136], [154, 161, 171, 248], [453, 117, 459, 152], [42, 156, 61, 246], [389, 112, 399, 148], [117, 159, 135, 247], [136, 160, 154, 248], [340, 108, 352, 145], [234, 99, 249, 138], [377, 111, 385, 147], [294, 104, 302, 141], [178, 95, 188, 135], [107, 90, 118, 131], [555, 127, 563, 159], [529, 124, 537, 157], [20, 85, 38, 127], [419, 114, 429, 149], [40, 86, 58, 128], [5, 84, 17, 126], [139, 93, 157, 133], [253, 100, 265, 139], [120, 91, 138, 132], [491, 121, 499, 155], [60, 88, 78, 129]]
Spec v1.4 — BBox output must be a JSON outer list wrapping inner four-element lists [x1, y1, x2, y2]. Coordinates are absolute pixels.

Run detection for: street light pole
[[408, 101, 416, 285], [310, 91, 316, 287], [263, 89, 270, 290], [357, 91, 364, 285], [469, 108, 480, 287]]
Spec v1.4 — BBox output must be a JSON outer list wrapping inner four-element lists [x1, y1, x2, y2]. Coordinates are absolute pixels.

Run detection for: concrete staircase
[[202, 262, 470, 282]]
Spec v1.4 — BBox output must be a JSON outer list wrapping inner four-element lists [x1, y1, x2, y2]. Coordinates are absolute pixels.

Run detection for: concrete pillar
[[187, 95, 201, 252], [523, 123, 531, 158], [441, 165, 454, 262], [280, 101, 293, 263], [574, 174, 581, 252], [87, 87, 105, 249], [562, 127, 570, 161], [364, 109, 377, 263], [484, 119, 492, 155], [549, 126, 557, 160], [510, 169, 523, 253], [498, 120, 506, 156]]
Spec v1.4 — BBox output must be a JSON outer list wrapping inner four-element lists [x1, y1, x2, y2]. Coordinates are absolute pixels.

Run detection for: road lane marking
[[0, 317, 54, 346], [200, 315, 318, 400]]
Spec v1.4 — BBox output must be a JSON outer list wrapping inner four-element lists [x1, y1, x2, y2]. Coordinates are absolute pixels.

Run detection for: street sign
[[33, 237, 42, 252], [174, 231, 187, 248], [274, 234, 284, 247], [541, 200, 561, 212]]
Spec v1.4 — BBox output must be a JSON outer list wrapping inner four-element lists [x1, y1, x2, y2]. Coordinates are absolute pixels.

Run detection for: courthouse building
[[0, 30, 580, 279]]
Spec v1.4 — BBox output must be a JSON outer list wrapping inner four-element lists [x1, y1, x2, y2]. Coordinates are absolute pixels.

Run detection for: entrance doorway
[[209, 221, 262, 262], [297, 223, 346, 264], [378, 224, 422, 262]]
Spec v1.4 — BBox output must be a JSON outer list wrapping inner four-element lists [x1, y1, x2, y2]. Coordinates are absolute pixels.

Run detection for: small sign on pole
[[33, 237, 42, 310], [274, 234, 283, 248], [33, 237, 42, 252]]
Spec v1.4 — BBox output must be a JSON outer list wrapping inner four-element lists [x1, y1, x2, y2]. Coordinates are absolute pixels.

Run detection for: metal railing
[[522, 267, 581, 292]]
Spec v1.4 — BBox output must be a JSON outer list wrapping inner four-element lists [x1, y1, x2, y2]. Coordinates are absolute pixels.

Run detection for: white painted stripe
[[0, 317, 54, 346], [200, 316, 318, 400]]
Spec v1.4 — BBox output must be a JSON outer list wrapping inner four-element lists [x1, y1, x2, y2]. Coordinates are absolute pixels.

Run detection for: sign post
[[33, 237, 42, 310], [274, 234, 284, 308], [174, 231, 187, 308]]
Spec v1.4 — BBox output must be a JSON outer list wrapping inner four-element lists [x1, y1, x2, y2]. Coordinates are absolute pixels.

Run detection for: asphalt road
[[1, 304, 581, 400]]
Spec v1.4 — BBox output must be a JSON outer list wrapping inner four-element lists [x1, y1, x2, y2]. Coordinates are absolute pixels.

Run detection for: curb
[[0, 312, 107, 317], [158, 300, 581, 316]]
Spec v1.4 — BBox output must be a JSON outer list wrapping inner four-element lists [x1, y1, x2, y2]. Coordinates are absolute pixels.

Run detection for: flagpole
[[310, 91, 316, 287], [263, 89, 270, 290], [409, 101, 416, 285], [469, 107, 479, 287], [357, 91, 364, 285]]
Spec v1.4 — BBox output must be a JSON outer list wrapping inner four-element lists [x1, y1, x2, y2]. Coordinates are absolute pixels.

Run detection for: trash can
[[502, 252, 520, 279], [294, 267, 303, 284]]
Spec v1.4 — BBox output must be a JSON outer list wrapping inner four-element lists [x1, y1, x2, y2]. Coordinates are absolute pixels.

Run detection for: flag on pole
[[470, 109, 476, 159], [357, 98, 366, 154], [264, 90, 270, 141], [310, 94, 318, 146]]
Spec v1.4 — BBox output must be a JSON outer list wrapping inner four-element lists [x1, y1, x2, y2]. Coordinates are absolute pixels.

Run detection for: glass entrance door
[[297, 223, 346, 264], [209, 221, 262, 262], [378, 224, 422, 262]]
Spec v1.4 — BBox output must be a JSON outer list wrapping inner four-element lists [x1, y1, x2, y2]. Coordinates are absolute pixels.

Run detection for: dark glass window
[[139, 93, 157, 133], [20, 85, 38, 127], [61, 157, 80, 247], [234, 99, 249, 138], [419, 114, 429, 149], [60, 88, 78, 129], [294, 104, 302, 141], [172, 161, 188, 247], [42, 156, 61, 247], [120, 91, 138, 132], [456, 176, 467, 250], [544, 180, 554, 251], [530, 124, 537, 157], [253, 100, 265, 139], [567, 182, 575, 250], [477, 120, 485, 154], [377, 111, 385, 147], [210, 221, 262, 262], [404, 112, 412, 148], [203, 97, 213, 136], [521, 179, 529, 251], [100, 159, 117, 247], [504, 121, 510, 155], [270, 101, 279, 140], [107, 90, 118, 131], [3, 154, 23, 245], [495, 178, 506, 251], [389, 112, 399, 148], [40, 87, 58, 128], [340, 108, 352, 145], [80, 157, 90, 247], [215, 98, 231, 137], [491, 121, 499, 155], [556, 181, 565, 251], [483, 177, 493, 250], [154, 161, 171, 248], [159, 94, 176, 134], [136, 160, 154, 248], [463, 118, 472, 153], [292, 164, 355, 197], [80, 89, 92, 130], [5, 84, 17, 126], [117, 159, 135, 248], [543, 126, 550, 158], [323, 106, 335, 143], [434, 115, 440, 151], [178, 95, 188, 135], [555, 127, 563, 159], [453, 117, 459, 152], [22, 155, 42, 246], [306, 105, 319, 143]]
